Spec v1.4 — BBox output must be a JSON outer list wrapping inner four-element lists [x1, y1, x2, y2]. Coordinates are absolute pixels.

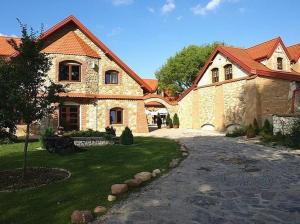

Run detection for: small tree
[[262, 119, 273, 135], [157, 113, 162, 129], [120, 127, 134, 145], [7, 21, 64, 178], [246, 124, 256, 138], [173, 113, 180, 128], [166, 114, 172, 128]]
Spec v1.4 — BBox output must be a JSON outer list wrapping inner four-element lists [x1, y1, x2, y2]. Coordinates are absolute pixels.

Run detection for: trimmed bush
[[253, 118, 260, 135], [262, 119, 273, 135], [105, 126, 116, 137], [173, 113, 180, 128], [246, 124, 256, 138], [157, 114, 162, 129], [40, 127, 55, 148], [166, 114, 172, 128], [120, 127, 134, 145], [0, 130, 17, 144]]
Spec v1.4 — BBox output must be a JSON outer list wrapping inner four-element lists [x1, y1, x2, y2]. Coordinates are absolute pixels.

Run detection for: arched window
[[105, 70, 119, 84], [110, 107, 123, 124], [277, 57, 283, 70], [59, 61, 81, 81], [211, 68, 219, 83], [224, 64, 233, 80]]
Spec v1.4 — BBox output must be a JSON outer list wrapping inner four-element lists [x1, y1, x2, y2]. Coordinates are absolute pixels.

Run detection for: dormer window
[[59, 61, 81, 81], [105, 70, 119, 84], [277, 57, 283, 70], [224, 64, 233, 80], [212, 68, 219, 83]]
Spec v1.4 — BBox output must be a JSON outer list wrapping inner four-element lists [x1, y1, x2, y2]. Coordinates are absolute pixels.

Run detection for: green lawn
[[0, 137, 181, 224]]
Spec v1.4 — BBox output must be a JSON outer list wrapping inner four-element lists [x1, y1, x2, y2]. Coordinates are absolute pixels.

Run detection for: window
[[59, 61, 81, 81], [105, 70, 119, 84], [224, 64, 233, 80], [110, 108, 123, 124], [59, 105, 80, 131], [277, 57, 283, 70], [212, 68, 219, 83]]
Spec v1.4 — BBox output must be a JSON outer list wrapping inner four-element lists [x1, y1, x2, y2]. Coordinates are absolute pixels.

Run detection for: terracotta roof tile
[[0, 36, 21, 56], [287, 44, 300, 62], [42, 30, 99, 58], [143, 79, 158, 92], [246, 37, 281, 60]]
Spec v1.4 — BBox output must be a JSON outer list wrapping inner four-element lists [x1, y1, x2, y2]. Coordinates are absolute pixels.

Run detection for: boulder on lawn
[[182, 152, 188, 157], [94, 206, 107, 215], [169, 158, 180, 168], [111, 184, 128, 195], [71, 210, 94, 224], [124, 178, 142, 187], [152, 169, 161, 177], [108, 195, 116, 202], [134, 172, 152, 182]]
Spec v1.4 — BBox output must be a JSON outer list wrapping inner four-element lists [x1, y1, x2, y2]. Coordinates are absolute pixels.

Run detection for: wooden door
[[59, 105, 80, 131]]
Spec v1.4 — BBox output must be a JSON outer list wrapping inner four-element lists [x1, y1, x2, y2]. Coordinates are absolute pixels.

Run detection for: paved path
[[96, 129, 300, 224]]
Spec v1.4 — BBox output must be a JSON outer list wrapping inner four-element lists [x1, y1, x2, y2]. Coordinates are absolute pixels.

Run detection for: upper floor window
[[105, 70, 119, 84], [212, 68, 219, 83], [277, 57, 283, 70], [224, 64, 233, 80], [110, 107, 123, 124], [59, 61, 81, 81]]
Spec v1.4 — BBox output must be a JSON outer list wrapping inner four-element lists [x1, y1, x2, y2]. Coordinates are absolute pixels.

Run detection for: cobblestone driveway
[[96, 129, 300, 224]]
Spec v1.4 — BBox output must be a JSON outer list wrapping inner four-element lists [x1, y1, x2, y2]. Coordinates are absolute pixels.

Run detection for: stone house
[[177, 37, 300, 131], [1, 16, 300, 135]]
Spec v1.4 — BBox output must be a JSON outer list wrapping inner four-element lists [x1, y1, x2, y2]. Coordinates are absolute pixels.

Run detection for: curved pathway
[[96, 129, 300, 224]]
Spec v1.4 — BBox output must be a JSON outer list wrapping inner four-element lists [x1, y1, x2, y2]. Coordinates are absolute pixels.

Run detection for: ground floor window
[[59, 105, 80, 131], [110, 108, 123, 124]]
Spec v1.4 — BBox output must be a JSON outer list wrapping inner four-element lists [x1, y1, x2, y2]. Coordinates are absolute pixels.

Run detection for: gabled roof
[[179, 38, 300, 101], [0, 36, 21, 57], [287, 43, 300, 62], [41, 15, 152, 92], [143, 79, 158, 92], [42, 30, 99, 58], [246, 37, 291, 61]]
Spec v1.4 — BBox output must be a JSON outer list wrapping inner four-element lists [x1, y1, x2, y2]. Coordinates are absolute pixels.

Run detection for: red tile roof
[[145, 101, 164, 107], [143, 79, 158, 92], [42, 30, 99, 58], [287, 44, 300, 62], [0, 36, 21, 57]]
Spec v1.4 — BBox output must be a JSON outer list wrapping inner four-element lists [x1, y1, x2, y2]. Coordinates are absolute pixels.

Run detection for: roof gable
[[41, 15, 152, 92], [42, 30, 99, 58], [246, 37, 291, 61]]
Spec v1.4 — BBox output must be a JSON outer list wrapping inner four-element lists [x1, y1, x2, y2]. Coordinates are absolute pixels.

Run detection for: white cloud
[[161, 0, 176, 14], [147, 7, 155, 13], [107, 27, 123, 38], [111, 0, 134, 6], [191, 0, 223, 15], [0, 33, 18, 38]]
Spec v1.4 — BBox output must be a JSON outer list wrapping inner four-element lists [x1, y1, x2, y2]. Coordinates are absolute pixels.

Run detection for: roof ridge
[[246, 36, 280, 50], [288, 43, 300, 48]]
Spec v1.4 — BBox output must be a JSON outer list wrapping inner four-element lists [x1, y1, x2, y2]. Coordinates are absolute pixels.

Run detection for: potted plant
[[166, 114, 172, 128], [173, 113, 180, 128]]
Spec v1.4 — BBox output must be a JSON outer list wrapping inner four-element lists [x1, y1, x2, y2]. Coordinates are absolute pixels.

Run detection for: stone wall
[[178, 91, 194, 129], [273, 114, 300, 135]]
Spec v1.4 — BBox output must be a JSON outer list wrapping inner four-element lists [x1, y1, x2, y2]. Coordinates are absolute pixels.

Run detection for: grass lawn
[[0, 137, 181, 224]]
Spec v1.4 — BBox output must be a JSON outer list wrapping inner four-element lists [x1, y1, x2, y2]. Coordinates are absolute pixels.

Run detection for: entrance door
[[59, 105, 80, 131]]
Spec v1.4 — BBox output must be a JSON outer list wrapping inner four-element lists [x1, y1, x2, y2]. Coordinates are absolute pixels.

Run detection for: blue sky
[[1, 0, 299, 79]]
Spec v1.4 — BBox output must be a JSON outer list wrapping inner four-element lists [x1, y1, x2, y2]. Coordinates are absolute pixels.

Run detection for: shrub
[[287, 119, 300, 148], [262, 119, 273, 135], [173, 113, 180, 127], [0, 130, 17, 144], [40, 127, 55, 148], [166, 114, 172, 127], [246, 124, 256, 138], [225, 127, 246, 137], [105, 126, 116, 137], [120, 127, 134, 145], [157, 114, 162, 129], [253, 118, 260, 135]]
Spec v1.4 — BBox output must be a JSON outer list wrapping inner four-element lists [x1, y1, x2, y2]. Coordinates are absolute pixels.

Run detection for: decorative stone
[[108, 195, 116, 202], [134, 172, 152, 182], [169, 159, 180, 168], [180, 145, 187, 152], [182, 152, 188, 157], [111, 184, 128, 195], [124, 178, 142, 187], [152, 169, 161, 177], [94, 206, 107, 215], [71, 210, 94, 224]]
